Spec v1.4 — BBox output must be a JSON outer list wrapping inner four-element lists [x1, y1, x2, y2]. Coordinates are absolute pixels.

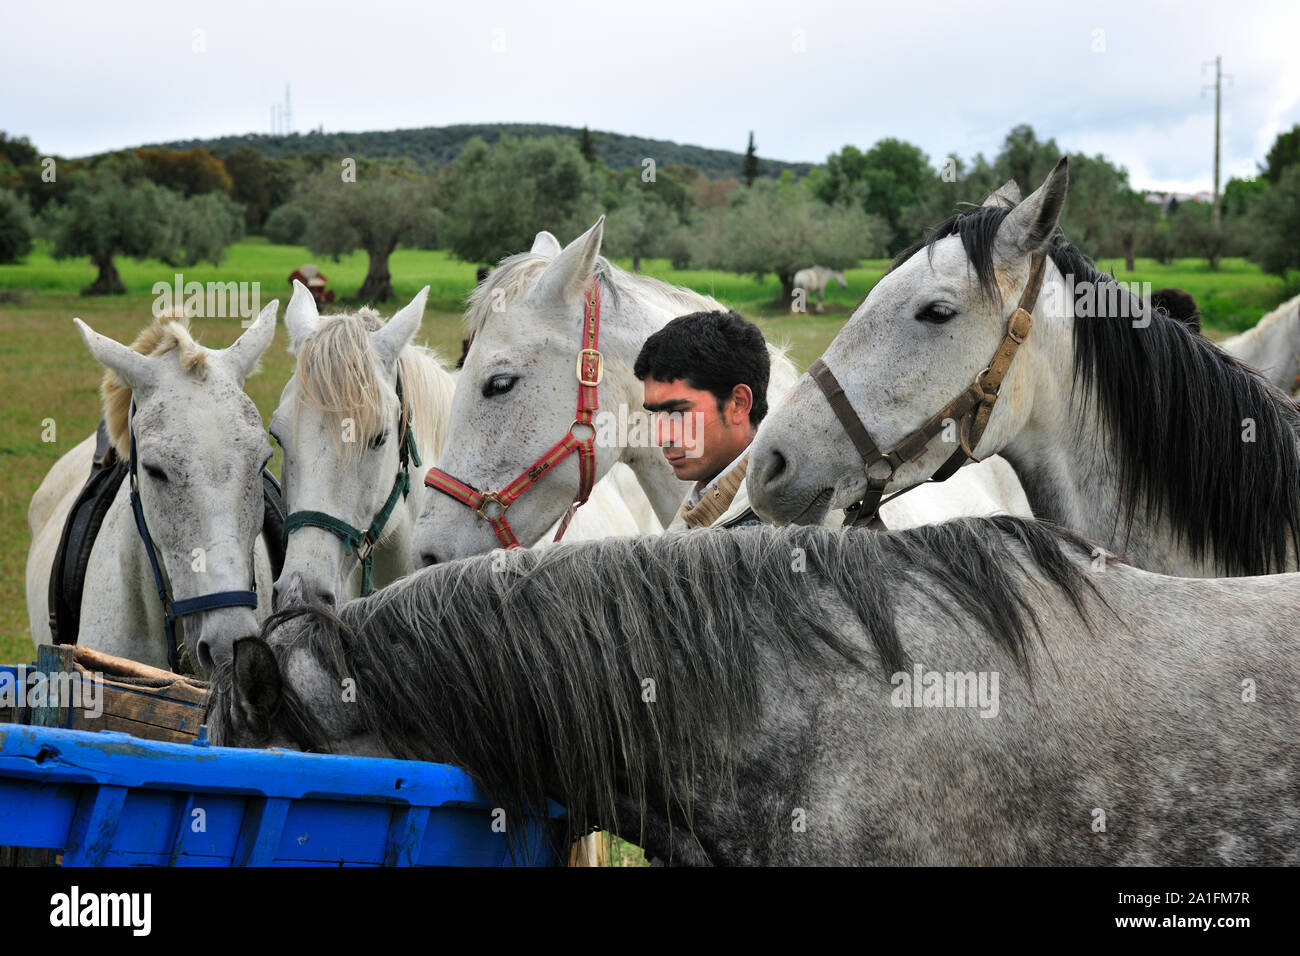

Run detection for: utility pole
[[1202, 55, 1232, 269]]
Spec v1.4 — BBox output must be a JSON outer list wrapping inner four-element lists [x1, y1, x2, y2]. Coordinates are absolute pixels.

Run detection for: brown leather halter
[[424, 280, 604, 549], [810, 251, 1046, 528]]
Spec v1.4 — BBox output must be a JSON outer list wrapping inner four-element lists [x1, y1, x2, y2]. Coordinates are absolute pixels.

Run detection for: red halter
[[424, 280, 604, 549]]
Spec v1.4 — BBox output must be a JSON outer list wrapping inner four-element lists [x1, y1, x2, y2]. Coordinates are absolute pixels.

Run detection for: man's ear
[[730, 383, 755, 425]]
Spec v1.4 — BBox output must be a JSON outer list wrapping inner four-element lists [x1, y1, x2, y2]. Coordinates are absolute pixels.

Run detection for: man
[[634, 310, 768, 530]]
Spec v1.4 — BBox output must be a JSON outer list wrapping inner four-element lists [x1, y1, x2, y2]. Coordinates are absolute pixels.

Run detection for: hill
[[140, 122, 817, 180]]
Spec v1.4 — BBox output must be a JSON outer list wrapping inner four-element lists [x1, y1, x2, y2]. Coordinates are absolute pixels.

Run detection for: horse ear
[[994, 158, 1068, 261], [73, 318, 158, 390], [372, 286, 428, 369], [231, 637, 282, 738], [285, 280, 320, 355], [528, 217, 605, 305], [982, 180, 1022, 208], [221, 298, 278, 386], [530, 230, 562, 258]]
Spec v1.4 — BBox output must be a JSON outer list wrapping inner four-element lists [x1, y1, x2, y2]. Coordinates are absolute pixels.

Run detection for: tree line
[[1, 123, 1298, 301]]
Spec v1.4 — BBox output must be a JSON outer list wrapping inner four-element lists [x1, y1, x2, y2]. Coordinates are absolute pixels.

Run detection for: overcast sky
[[3, 0, 1297, 193]]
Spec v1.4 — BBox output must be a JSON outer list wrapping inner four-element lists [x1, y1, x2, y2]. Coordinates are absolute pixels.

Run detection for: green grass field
[[0, 240, 1295, 663]]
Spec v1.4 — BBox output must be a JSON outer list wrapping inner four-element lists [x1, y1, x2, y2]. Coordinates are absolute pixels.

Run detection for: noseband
[[282, 375, 422, 596], [128, 401, 260, 672], [423, 279, 604, 550], [810, 251, 1046, 528]]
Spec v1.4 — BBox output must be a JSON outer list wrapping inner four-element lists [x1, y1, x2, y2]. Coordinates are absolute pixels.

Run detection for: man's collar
[[687, 447, 752, 509]]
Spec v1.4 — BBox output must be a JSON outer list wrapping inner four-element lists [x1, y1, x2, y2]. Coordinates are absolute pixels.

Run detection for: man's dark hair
[[634, 310, 770, 426], [1150, 288, 1202, 336]]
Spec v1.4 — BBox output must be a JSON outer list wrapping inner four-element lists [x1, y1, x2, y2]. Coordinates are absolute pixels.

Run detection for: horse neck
[[1003, 402, 1204, 575], [993, 283, 1180, 574], [1223, 294, 1300, 392], [998, 295, 1218, 576]]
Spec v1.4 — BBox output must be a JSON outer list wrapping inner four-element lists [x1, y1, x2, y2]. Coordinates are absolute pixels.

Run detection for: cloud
[[2, 0, 1297, 193]]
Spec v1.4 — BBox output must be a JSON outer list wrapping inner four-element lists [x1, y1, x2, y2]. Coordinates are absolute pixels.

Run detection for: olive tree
[[437, 136, 601, 265], [694, 177, 887, 305], [44, 168, 243, 294], [285, 167, 438, 301], [0, 189, 34, 264]]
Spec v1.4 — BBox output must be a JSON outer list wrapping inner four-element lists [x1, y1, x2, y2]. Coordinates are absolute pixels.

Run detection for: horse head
[[749, 160, 1069, 525], [74, 301, 278, 674], [271, 282, 441, 609]]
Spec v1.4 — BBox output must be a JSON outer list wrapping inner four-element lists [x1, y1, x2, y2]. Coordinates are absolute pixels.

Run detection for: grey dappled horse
[[210, 520, 1300, 865]]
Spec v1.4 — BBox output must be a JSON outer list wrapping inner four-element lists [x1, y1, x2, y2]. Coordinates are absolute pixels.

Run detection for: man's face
[[642, 376, 754, 483]]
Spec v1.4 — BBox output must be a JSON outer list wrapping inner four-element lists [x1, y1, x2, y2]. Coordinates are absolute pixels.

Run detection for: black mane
[[899, 204, 1300, 575]]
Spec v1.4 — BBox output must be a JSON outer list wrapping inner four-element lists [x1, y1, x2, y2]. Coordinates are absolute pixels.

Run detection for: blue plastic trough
[[0, 723, 565, 866]]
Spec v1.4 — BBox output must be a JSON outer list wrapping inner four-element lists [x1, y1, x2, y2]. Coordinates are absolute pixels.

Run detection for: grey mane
[[210, 518, 1098, 852]]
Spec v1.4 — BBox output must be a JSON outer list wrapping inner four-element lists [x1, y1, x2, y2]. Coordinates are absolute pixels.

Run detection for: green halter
[[282, 376, 422, 597]]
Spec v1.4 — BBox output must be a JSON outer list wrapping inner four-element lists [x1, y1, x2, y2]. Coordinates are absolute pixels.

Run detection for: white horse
[[1221, 292, 1300, 394], [26, 306, 280, 674], [411, 218, 1030, 566], [749, 159, 1300, 578], [792, 266, 847, 314], [273, 281, 654, 608]]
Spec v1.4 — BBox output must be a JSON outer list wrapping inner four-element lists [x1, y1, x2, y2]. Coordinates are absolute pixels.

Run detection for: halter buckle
[[865, 458, 895, 483], [1007, 307, 1032, 344], [354, 537, 375, 562], [576, 349, 604, 387], [474, 491, 509, 520], [974, 366, 999, 398]]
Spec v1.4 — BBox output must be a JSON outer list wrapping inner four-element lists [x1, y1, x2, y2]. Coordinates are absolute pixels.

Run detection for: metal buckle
[[576, 349, 604, 387], [974, 366, 998, 397], [474, 491, 508, 520], [569, 419, 596, 443], [866, 458, 895, 483], [1007, 308, 1032, 344], [354, 537, 374, 562]]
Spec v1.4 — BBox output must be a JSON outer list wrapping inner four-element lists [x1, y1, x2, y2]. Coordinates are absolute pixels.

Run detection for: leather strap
[[424, 279, 604, 550], [812, 251, 1045, 528], [128, 401, 260, 672]]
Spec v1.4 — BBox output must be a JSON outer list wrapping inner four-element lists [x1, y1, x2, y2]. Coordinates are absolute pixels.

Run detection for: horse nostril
[[755, 448, 788, 491], [420, 551, 443, 568], [768, 449, 787, 481], [310, 587, 335, 609]]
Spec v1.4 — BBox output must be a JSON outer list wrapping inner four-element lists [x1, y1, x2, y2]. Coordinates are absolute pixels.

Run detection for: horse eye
[[916, 304, 958, 324], [482, 374, 517, 398], [143, 464, 168, 483], [370, 430, 390, 449]]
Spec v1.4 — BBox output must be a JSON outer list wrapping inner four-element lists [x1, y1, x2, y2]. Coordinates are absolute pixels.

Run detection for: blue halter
[[128, 400, 260, 672]]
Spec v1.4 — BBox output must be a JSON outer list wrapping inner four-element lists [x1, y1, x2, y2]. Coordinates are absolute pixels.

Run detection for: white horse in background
[[26, 306, 280, 675], [273, 281, 655, 609], [792, 266, 847, 313], [411, 218, 1030, 567], [1221, 292, 1300, 394]]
